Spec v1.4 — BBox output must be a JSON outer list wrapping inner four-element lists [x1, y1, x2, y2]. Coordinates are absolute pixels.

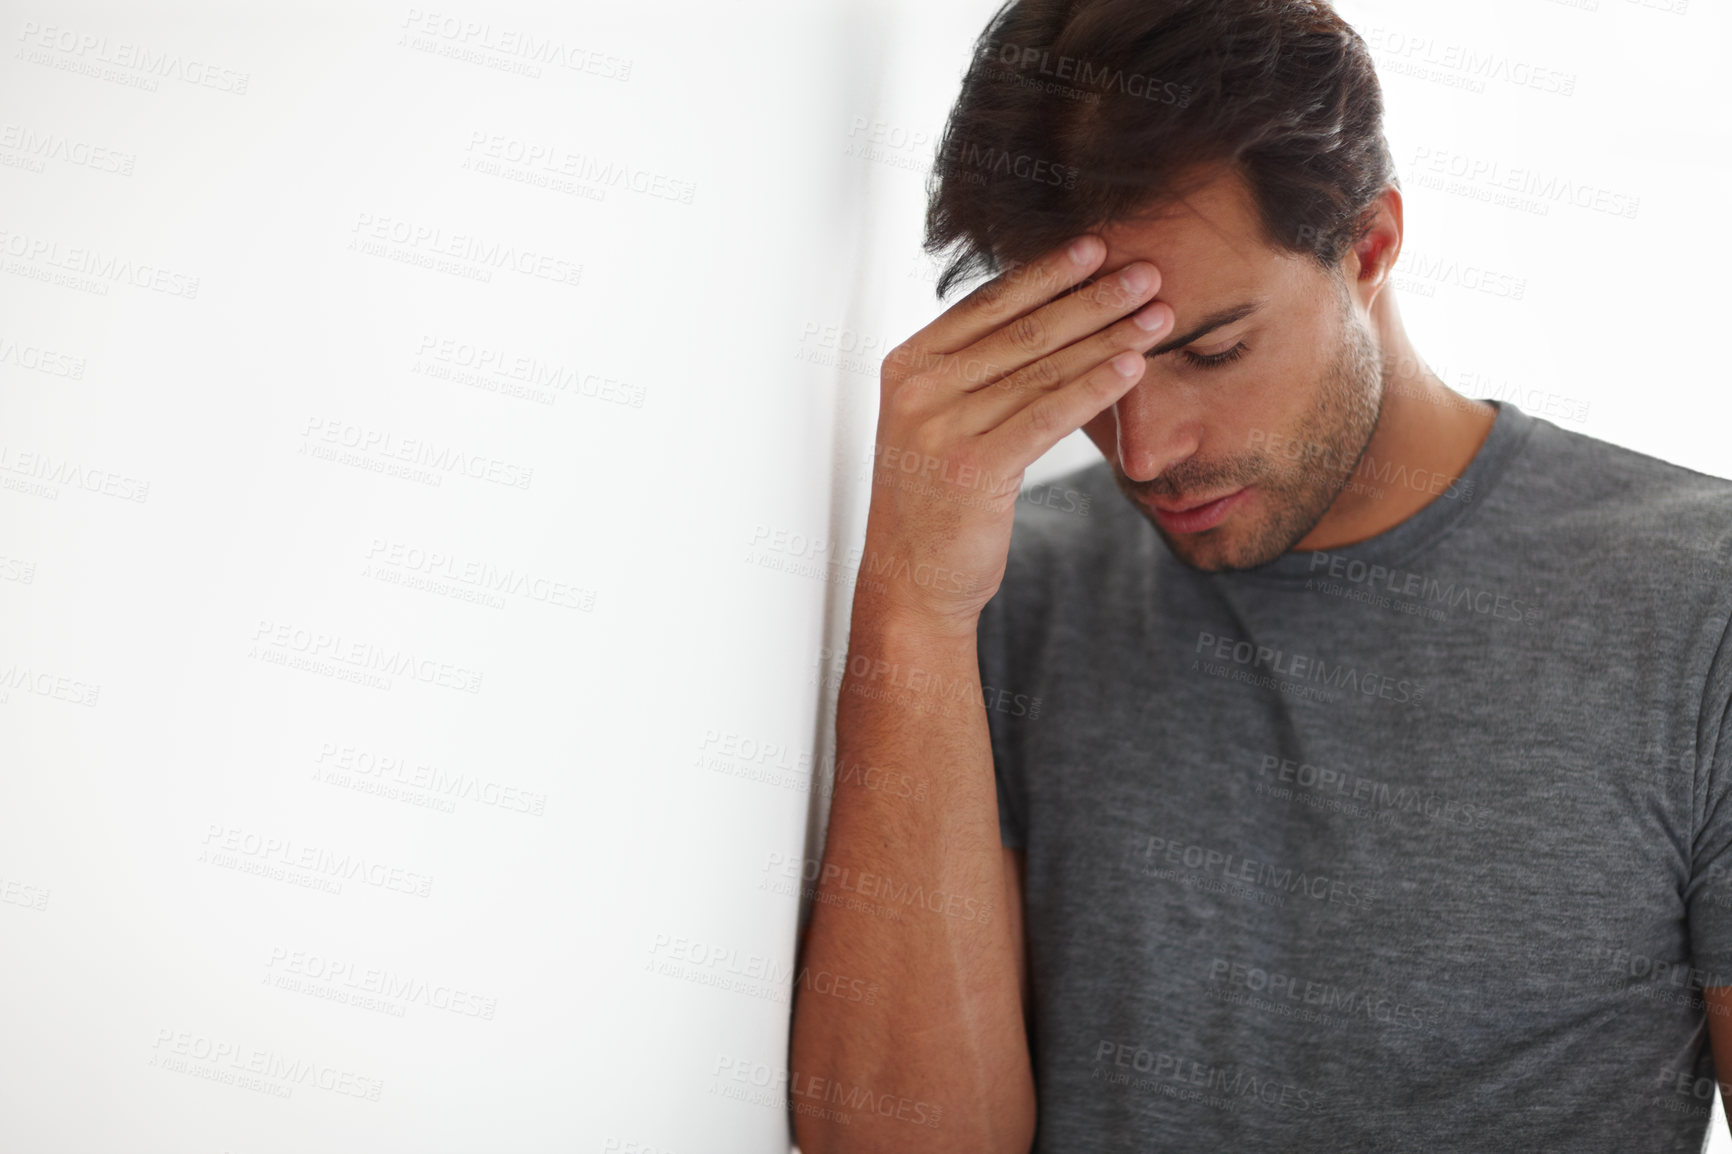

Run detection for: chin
[[1152, 524, 1245, 573], [1155, 511, 1302, 574]]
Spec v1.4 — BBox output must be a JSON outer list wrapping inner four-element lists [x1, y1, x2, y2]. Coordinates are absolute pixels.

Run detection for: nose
[[1112, 374, 1202, 483]]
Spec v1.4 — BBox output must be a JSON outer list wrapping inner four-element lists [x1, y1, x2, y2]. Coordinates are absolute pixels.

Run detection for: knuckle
[[1007, 312, 1046, 352], [1010, 355, 1061, 394], [878, 423, 937, 472], [885, 378, 927, 418], [883, 340, 928, 379], [970, 275, 1012, 314], [1024, 396, 1058, 436]]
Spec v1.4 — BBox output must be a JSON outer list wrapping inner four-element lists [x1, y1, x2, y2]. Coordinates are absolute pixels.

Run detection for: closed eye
[[1179, 341, 1248, 370]]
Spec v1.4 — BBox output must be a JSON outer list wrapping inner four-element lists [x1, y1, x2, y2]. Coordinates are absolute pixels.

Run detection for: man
[[790, 1, 1732, 1151]]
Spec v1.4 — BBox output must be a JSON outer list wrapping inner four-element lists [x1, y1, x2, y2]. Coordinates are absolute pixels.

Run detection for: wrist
[[849, 587, 981, 649]]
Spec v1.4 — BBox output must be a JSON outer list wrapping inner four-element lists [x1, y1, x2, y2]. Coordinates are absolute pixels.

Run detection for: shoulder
[[1502, 414, 1732, 574]]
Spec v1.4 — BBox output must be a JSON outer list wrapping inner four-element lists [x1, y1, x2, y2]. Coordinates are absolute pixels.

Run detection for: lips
[[1142, 486, 1253, 534], [1147, 490, 1244, 514]]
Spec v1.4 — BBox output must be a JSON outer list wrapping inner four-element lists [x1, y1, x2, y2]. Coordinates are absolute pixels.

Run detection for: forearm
[[790, 595, 1034, 1154]]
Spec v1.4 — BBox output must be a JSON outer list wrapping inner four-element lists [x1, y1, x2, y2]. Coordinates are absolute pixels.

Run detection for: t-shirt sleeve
[[1685, 609, 1732, 987], [978, 587, 1026, 851]]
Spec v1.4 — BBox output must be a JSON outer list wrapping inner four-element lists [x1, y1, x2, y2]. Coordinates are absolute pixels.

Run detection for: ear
[[1343, 184, 1403, 313]]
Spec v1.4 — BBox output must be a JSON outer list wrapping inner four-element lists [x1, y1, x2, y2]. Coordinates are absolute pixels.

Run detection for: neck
[[1292, 289, 1497, 552]]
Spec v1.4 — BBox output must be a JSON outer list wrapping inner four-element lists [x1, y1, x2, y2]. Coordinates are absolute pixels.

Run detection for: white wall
[[0, 1, 1725, 1152], [0, 2, 888, 1151]]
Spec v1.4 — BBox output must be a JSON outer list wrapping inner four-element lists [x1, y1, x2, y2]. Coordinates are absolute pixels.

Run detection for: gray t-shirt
[[978, 399, 1732, 1152]]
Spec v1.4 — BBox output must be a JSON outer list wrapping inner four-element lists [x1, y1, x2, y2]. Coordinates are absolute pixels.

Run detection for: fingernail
[[1069, 236, 1096, 264], [1132, 301, 1167, 331], [1119, 265, 1152, 295]]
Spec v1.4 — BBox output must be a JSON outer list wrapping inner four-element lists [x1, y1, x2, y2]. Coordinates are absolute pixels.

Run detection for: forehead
[[1095, 164, 1295, 303]]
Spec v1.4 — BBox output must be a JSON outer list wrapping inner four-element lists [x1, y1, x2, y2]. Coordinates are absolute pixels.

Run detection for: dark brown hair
[[923, 0, 1397, 298]]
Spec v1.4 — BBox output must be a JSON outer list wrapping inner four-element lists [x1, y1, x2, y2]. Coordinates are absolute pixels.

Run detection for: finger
[[956, 300, 1173, 436], [977, 344, 1150, 477], [948, 259, 1162, 392], [899, 236, 1107, 362]]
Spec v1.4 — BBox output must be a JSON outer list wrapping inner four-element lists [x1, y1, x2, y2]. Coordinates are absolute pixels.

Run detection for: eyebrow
[[1145, 297, 1268, 357]]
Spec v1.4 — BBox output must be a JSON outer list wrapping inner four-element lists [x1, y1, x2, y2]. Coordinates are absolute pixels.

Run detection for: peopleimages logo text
[[1194, 631, 1425, 704]]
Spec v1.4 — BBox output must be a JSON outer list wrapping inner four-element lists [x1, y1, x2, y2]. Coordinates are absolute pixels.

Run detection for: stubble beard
[[1122, 289, 1387, 573]]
